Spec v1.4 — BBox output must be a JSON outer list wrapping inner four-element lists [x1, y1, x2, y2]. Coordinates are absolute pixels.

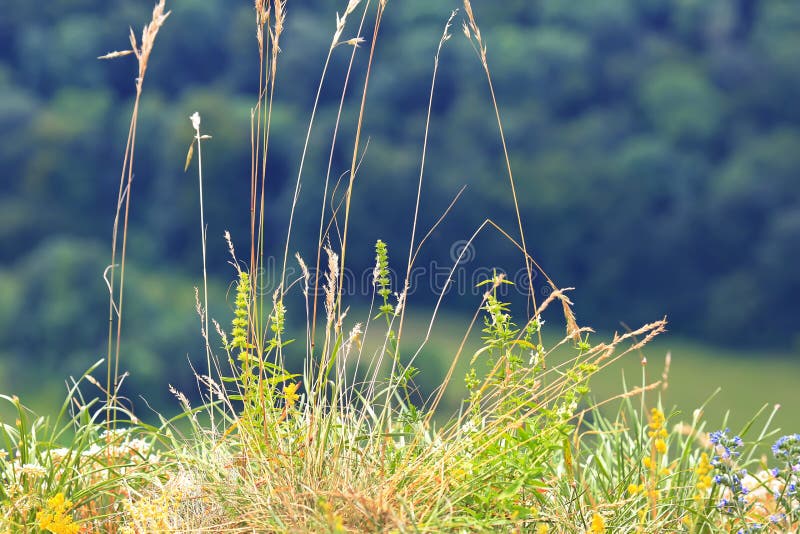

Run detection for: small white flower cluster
[[528, 315, 544, 366], [0, 429, 160, 494], [555, 399, 579, 421], [460, 420, 479, 435], [17, 462, 47, 477], [0, 449, 47, 482], [0, 458, 49, 499], [91, 430, 160, 464], [49, 447, 72, 462]]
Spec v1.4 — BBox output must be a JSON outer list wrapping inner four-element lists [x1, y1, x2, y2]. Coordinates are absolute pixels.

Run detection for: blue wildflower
[[708, 429, 757, 526], [772, 434, 800, 459], [710, 429, 727, 445]]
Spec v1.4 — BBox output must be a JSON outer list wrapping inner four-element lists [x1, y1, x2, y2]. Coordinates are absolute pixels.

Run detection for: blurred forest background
[[0, 0, 798, 421]]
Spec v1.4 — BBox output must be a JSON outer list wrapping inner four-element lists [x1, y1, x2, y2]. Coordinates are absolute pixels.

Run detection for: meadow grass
[[370, 310, 800, 438], [2, 1, 799, 532]]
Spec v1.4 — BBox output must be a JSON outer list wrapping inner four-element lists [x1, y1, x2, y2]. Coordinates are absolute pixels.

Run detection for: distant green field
[[393, 308, 800, 438], [2, 308, 797, 440], [588, 336, 800, 436]]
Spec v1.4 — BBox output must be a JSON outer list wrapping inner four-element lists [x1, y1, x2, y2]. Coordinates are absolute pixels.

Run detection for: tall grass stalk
[[100, 0, 170, 422], [461, 0, 545, 343], [189, 111, 214, 428], [311, 0, 370, 355], [396, 9, 457, 373], [337, 1, 386, 323]]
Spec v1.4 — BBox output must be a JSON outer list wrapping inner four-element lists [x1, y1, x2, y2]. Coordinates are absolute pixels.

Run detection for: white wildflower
[[18, 463, 47, 478], [190, 111, 201, 132]]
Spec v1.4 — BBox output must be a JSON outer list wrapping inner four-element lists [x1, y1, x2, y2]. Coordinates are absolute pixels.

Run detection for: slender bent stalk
[[337, 1, 386, 322], [462, 0, 549, 349], [102, 1, 170, 425], [396, 10, 457, 357], [191, 112, 213, 429], [311, 1, 371, 358]]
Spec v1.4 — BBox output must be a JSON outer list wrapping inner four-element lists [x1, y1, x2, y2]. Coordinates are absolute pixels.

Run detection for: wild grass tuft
[[2, 1, 798, 532]]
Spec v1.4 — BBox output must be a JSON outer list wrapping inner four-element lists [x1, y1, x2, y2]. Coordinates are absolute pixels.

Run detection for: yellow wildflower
[[628, 483, 644, 495], [648, 408, 668, 439], [283, 381, 301, 409], [536, 523, 549, 534], [655, 438, 667, 455], [648, 408, 664, 430], [320, 499, 345, 533], [643, 457, 653, 469], [123, 491, 172, 531], [37, 493, 79, 534], [589, 511, 605, 533], [696, 453, 712, 488]]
